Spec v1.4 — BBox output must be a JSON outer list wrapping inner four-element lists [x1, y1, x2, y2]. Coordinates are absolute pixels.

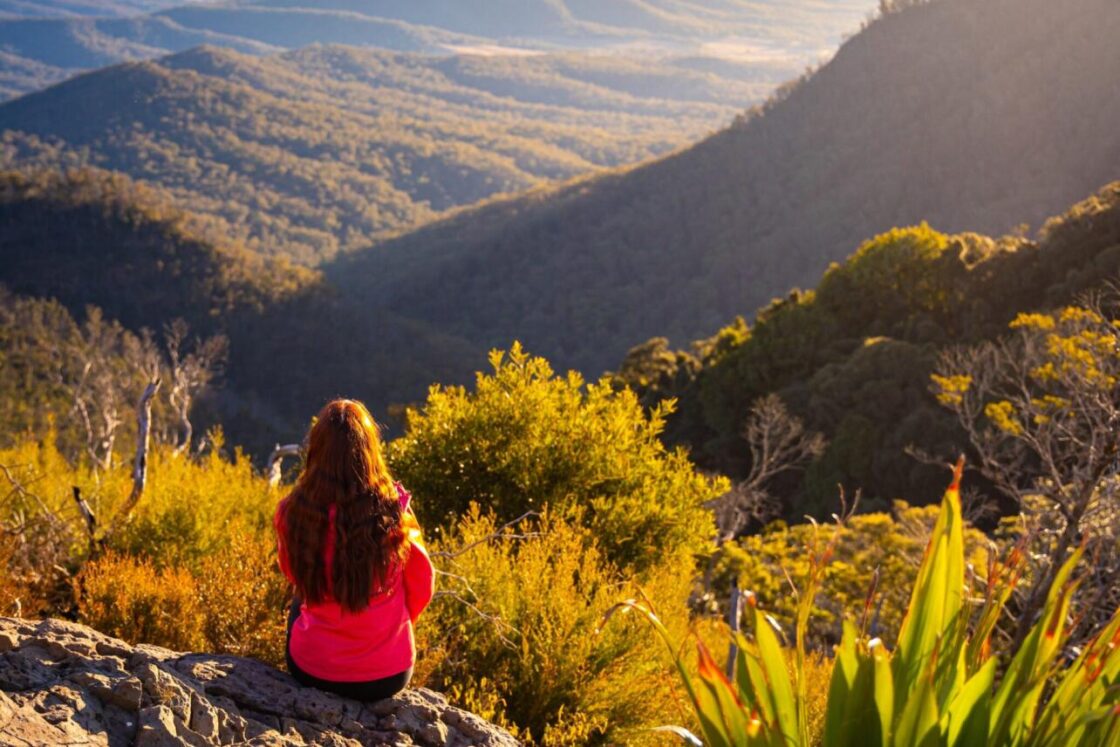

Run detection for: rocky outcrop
[[0, 618, 519, 746]]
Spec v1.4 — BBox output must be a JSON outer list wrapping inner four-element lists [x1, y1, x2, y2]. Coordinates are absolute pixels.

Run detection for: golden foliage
[[418, 508, 694, 746], [719, 503, 990, 647], [77, 551, 206, 652], [196, 528, 289, 666]]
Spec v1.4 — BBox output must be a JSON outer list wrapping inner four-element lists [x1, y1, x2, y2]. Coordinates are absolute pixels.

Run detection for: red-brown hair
[[280, 399, 406, 612]]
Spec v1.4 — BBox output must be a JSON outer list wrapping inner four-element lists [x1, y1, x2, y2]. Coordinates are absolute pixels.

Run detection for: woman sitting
[[274, 398, 434, 701]]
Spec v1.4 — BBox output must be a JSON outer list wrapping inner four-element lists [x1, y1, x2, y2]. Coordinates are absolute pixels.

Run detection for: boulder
[[0, 618, 519, 746]]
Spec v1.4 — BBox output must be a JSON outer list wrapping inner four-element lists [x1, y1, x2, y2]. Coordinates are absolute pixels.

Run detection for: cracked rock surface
[[0, 618, 520, 746]]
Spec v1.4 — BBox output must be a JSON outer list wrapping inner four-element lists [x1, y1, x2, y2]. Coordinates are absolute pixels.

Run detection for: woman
[[274, 398, 434, 701]]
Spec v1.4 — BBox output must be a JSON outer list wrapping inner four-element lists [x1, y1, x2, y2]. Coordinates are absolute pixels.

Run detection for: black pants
[[285, 598, 412, 702]]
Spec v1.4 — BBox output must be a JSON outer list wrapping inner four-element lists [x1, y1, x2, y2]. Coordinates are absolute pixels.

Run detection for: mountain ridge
[[0, 0, 878, 100], [0, 42, 751, 263]]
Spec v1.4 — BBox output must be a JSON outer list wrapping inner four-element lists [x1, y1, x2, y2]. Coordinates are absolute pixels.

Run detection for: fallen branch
[[266, 443, 301, 489], [430, 510, 539, 561]]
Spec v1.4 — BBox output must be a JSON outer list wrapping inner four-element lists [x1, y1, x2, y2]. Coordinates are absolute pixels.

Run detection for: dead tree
[[266, 444, 302, 489], [102, 377, 161, 545], [46, 308, 139, 472], [708, 393, 825, 677], [708, 393, 826, 542], [163, 320, 228, 455]]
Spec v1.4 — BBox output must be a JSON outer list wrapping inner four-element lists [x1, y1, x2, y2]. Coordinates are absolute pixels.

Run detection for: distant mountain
[[0, 43, 756, 263], [0, 0, 878, 100], [331, 0, 1120, 376]]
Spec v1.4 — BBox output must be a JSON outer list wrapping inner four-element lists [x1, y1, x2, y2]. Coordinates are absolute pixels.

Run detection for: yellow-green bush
[[716, 501, 989, 646], [0, 434, 288, 661], [417, 508, 695, 746], [196, 528, 289, 665], [0, 435, 276, 570], [391, 343, 724, 573], [116, 438, 276, 569]]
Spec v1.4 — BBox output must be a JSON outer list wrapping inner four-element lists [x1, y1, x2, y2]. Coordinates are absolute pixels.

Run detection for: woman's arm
[[397, 484, 434, 621], [403, 539, 435, 623]]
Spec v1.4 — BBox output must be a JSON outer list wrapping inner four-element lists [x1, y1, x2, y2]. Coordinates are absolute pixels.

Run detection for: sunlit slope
[[0, 44, 752, 264], [0, 0, 878, 99], [334, 0, 1120, 375]]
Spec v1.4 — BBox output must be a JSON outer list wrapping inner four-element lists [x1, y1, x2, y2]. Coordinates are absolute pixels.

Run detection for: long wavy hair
[[280, 399, 406, 612]]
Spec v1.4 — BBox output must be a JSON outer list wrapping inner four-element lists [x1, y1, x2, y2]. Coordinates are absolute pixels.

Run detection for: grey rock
[[416, 721, 449, 747], [0, 617, 520, 746], [189, 690, 219, 741]]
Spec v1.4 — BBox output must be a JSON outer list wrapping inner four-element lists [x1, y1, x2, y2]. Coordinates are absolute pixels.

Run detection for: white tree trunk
[[104, 378, 160, 542]]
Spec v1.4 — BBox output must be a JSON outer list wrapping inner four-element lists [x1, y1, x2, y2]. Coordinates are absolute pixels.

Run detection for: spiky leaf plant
[[607, 459, 1120, 746]]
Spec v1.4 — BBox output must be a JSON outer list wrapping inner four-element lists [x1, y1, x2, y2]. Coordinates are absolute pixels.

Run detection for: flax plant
[[608, 459, 1120, 746]]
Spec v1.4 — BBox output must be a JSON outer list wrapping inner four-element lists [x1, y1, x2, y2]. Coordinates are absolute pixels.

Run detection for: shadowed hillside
[[332, 0, 1120, 377], [0, 168, 478, 452], [623, 182, 1120, 516]]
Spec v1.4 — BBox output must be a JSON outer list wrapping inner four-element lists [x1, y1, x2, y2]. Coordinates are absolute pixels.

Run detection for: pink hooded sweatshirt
[[274, 484, 434, 682]]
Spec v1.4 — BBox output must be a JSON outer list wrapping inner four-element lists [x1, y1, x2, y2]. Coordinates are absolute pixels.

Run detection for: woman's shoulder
[[394, 481, 411, 512]]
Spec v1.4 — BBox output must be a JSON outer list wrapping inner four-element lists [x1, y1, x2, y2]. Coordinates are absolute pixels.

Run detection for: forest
[[0, 0, 873, 100], [0, 43, 752, 264], [336, 0, 1120, 379]]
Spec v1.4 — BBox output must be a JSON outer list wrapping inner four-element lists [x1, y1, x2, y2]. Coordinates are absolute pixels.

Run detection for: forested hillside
[[615, 182, 1120, 516], [334, 0, 1120, 377], [0, 168, 479, 452], [0, 44, 761, 263], [0, 0, 876, 99]]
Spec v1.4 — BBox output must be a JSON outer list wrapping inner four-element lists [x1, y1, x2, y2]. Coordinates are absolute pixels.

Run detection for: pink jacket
[[274, 484, 435, 682]]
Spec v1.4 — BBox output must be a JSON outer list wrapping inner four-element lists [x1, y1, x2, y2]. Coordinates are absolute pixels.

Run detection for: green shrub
[[717, 502, 990, 647], [391, 343, 724, 573], [417, 508, 695, 746], [618, 462, 1120, 746]]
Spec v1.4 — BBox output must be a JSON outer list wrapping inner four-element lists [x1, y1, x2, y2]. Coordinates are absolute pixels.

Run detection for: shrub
[[196, 527, 289, 665], [417, 507, 695, 746], [618, 461, 1120, 746], [117, 440, 276, 568], [77, 551, 205, 652], [717, 502, 990, 647], [391, 343, 723, 573]]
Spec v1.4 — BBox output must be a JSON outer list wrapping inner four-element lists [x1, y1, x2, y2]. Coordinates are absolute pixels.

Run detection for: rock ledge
[[0, 617, 519, 746]]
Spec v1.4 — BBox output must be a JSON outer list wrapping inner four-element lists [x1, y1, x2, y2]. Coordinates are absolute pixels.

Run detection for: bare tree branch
[[708, 394, 826, 542], [430, 511, 540, 560], [932, 293, 1120, 646]]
